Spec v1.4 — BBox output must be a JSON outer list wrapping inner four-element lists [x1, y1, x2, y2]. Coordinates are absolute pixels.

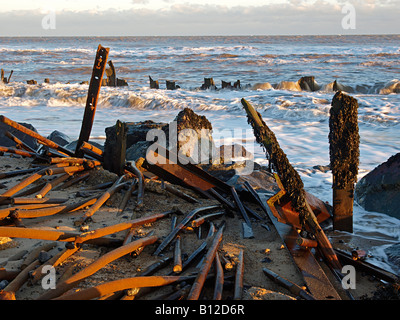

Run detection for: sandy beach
[[0, 151, 394, 301]]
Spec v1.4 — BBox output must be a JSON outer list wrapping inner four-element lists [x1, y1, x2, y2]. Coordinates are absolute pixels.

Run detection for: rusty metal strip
[[187, 221, 225, 300], [260, 193, 342, 300], [54, 275, 185, 300], [142, 144, 231, 194], [75, 45, 109, 157], [0, 115, 74, 156], [37, 235, 158, 300]]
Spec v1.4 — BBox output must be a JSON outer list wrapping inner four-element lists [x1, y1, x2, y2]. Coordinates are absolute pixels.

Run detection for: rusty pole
[[37, 235, 158, 300], [187, 222, 225, 300], [54, 276, 184, 300], [75, 45, 109, 157], [0, 116, 74, 156]]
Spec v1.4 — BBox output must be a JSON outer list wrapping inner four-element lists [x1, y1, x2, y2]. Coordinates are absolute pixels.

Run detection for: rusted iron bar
[[76, 174, 129, 225], [11, 197, 98, 219], [153, 205, 221, 256], [117, 178, 137, 216], [296, 236, 318, 248], [79, 141, 104, 161], [0, 203, 60, 218], [191, 211, 225, 228], [55, 171, 90, 190], [29, 247, 80, 285], [242, 98, 341, 271], [11, 197, 68, 205], [49, 157, 101, 167], [231, 187, 254, 239], [20, 242, 57, 269], [0, 115, 74, 156], [37, 235, 158, 300], [0, 226, 78, 242], [125, 161, 144, 207], [187, 222, 225, 300], [5, 130, 37, 153], [233, 249, 244, 300], [0, 164, 85, 204], [243, 181, 269, 217], [0, 268, 19, 282], [0, 146, 44, 159], [173, 236, 183, 273], [0, 168, 40, 180], [163, 182, 199, 204], [329, 92, 359, 233], [263, 266, 315, 300], [2, 259, 41, 298], [142, 144, 231, 195], [35, 173, 71, 198], [54, 275, 185, 300], [213, 252, 224, 300], [75, 45, 109, 157], [165, 283, 191, 300], [74, 211, 173, 245], [334, 248, 399, 283], [208, 188, 236, 210]]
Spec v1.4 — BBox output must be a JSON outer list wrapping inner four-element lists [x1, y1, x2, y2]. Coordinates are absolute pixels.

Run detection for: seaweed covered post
[[329, 91, 359, 233], [241, 98, 341, 271]]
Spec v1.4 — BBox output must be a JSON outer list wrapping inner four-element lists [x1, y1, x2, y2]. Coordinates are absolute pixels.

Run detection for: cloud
[[0, 2, 398, 36]]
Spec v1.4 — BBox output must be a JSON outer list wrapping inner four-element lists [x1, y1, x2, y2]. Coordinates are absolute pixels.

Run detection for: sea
[[0, 35, 399, 274]]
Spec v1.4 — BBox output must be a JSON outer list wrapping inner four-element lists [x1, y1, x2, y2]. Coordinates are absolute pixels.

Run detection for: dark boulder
[[47, 130, 72, 147], [0, 122, 39, 150], [355, 153, 400, 219]]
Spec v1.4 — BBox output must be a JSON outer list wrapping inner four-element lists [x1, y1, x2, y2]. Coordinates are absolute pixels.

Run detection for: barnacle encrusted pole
[[241, 98, 341, 271], [329, 91, 359, 233]]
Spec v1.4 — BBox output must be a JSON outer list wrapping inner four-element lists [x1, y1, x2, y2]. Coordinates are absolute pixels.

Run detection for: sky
[[0, 0, 398, 36]]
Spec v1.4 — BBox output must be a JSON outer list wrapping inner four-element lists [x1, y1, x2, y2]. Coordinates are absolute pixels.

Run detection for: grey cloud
[[0, 2, 398, 36]]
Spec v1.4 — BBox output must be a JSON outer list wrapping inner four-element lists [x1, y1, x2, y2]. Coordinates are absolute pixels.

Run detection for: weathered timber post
[[242, 98, 342, 271], [329, 91, 359, 233], [149, 76, 159, 89], [75, 45, 109, 157], [104, 120, 127, 176], [106, 60, 116, 87]]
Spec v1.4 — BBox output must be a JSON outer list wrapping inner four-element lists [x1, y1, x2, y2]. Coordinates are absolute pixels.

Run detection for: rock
[[0, 121, 39, 150], [355, 153, 400, 219], [174, 108, 217, 164], [200, 78, 217, 90], [275, 81, 301, 91], [252, 82, 273, 90], [379, 80, 400, 95], [26, 80, 37, 85], [226, 169, 279, 194], [219, 144, 253, 163], [384, 243, 400, 273], [324, 80, 354, 93], [47, 130, 72, 147], [298, 76, 321, 92]]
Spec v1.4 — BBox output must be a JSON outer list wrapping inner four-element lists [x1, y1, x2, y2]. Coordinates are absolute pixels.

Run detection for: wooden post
[[329, 91, 359, 233], [103, 120, 127, 175], [149, 76, 159, 89], [106, 60, 116, 87], [75, 45, 109, 157]]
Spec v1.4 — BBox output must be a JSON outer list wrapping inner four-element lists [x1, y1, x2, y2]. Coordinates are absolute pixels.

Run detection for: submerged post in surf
[[75, 45, 109, 158], [241, 98, 342, 271], [329, 91, 360, 233]]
